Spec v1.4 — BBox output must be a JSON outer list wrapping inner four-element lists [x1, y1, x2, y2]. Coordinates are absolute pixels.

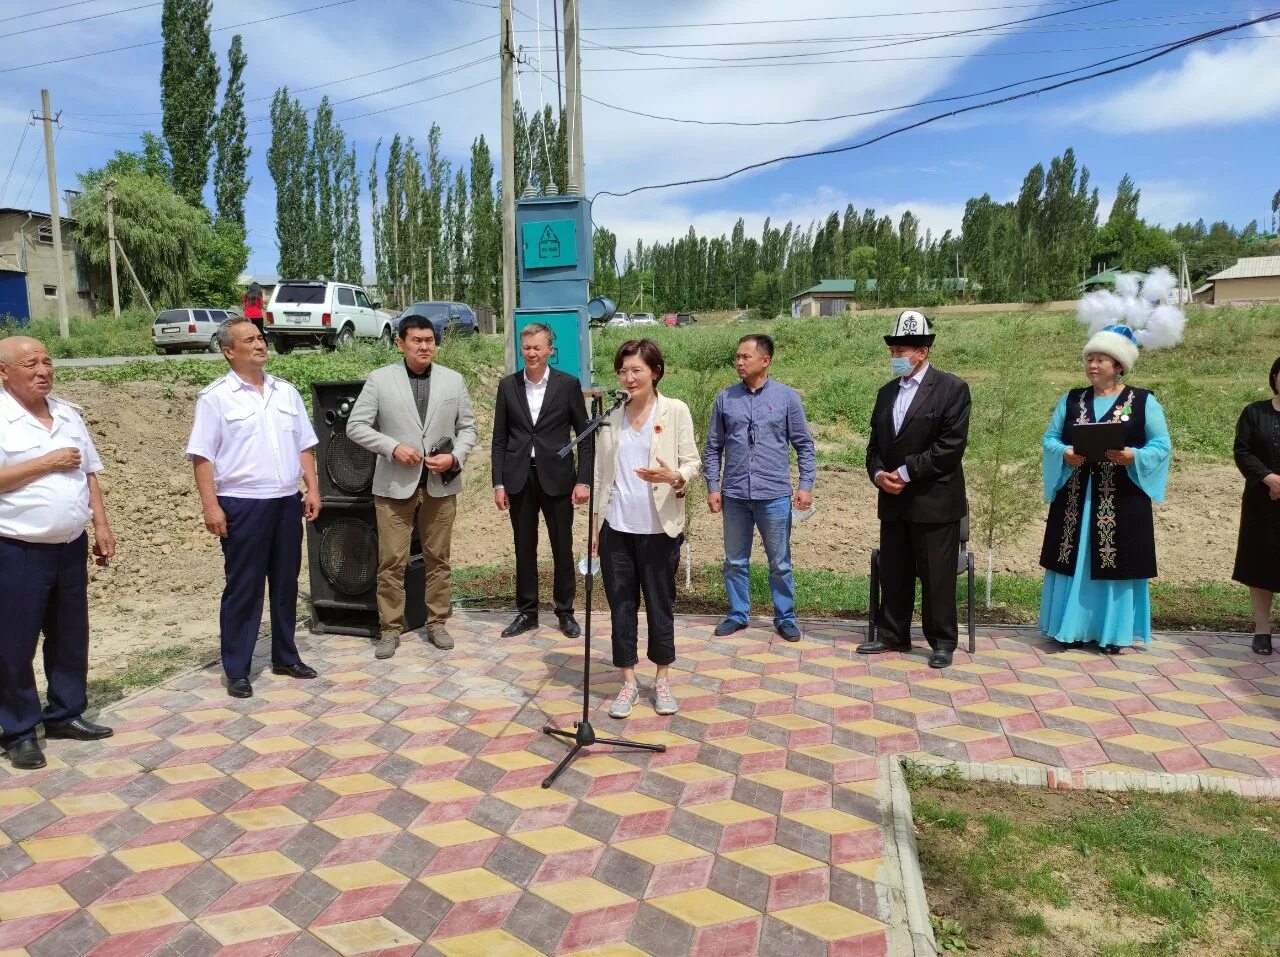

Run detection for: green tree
[[212, 34, 249, 226], [160, 0, 219, 207], [467, 135, 497, 307], [267, 89, 309, 277]]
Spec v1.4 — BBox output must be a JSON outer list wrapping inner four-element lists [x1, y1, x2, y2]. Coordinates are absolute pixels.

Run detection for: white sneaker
[[653, 679, 678, 716], [609, 684, 639, 719]]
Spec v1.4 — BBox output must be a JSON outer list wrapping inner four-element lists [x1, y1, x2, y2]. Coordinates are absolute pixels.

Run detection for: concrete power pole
[[500, 0, 517, 373], [39, 90, 70, 338], [105, 180, 121, 317], [563, 0, 585, 193]]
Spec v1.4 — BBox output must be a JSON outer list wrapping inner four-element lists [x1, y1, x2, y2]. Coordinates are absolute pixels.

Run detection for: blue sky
[[1, 0, 1277, 276]]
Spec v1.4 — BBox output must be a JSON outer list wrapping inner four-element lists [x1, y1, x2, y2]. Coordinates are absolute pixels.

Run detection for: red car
[[663, 312, 678, 326]]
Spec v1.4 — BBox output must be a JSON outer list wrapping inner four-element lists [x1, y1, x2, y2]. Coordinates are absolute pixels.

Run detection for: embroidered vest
[[1039, 387, 1157, 581]]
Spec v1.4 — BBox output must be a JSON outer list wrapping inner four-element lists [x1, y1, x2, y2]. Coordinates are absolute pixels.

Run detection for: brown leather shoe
[[428, 626, 454, 650]]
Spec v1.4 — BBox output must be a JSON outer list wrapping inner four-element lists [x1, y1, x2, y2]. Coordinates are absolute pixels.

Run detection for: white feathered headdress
[[1077, 266, 1185, 373]]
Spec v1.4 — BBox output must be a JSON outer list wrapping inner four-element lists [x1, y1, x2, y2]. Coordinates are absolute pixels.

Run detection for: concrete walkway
[[0, 615, 1275, 956]]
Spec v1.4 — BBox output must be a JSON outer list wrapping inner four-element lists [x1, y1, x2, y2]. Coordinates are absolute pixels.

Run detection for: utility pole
[[38, 90, 69, 338], [552, 0, 564, 116], [105, 180, 121, 317], [563, 0, 585, 193], [500, 0, 517, 372]]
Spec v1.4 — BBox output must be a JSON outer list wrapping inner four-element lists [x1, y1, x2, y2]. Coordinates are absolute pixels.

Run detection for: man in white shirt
[[186, 318, 322, 698], [491, 324, 591, 639], [0, 336, 116, 771]]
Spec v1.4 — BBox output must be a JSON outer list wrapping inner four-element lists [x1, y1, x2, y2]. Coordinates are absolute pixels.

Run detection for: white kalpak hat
[[884, 310, 935, 346]]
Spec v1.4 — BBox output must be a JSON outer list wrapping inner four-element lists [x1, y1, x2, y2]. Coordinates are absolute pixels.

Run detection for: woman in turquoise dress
[[1038, 324, 1172, 654]]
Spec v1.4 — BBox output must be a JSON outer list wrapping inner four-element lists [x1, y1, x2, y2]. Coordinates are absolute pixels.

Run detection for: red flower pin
[[653, 424, 663, 434]]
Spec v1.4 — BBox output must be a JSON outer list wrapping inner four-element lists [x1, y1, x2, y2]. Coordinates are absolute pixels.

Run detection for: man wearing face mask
[[858, 311, 971, 669]]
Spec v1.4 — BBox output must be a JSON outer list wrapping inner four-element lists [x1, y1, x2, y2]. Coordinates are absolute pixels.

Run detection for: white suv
[[265, 280, 393, 354]]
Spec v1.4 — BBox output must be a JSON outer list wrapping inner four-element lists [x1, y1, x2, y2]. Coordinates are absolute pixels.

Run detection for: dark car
[[675, 312, 697, 326], [399, 301, 479, 341]]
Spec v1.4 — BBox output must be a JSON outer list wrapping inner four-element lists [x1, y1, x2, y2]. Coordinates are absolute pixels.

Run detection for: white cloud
[[1084, 30, 1280, 132]]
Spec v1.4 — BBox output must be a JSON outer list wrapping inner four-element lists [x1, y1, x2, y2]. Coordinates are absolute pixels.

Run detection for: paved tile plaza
[[0, 613, 1277, 956]]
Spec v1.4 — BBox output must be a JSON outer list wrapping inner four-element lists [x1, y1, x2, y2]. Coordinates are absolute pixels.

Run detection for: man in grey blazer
[[347, 316, 477, 658]]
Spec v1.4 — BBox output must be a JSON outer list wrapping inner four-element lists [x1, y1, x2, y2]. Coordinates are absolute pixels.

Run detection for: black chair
[[867, 512, 976, 654]]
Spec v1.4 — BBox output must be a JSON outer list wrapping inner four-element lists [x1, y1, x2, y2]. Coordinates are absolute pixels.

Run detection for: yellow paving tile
[[707, 736, 781, 755], [1222, 716, 1280, 733], [837, 858, 885, 881], [653, 763, 734, 783], [51, 792, 127, 816], [421, 867, 520, 902], [0, 787, 41, 808], [77, 759, 143, 779], [615, 836, 708, 865], [468, 721, 537, 739], [396, 745, 471, 766], [195, 906, 299, 945], [314, 861, 409, 891], [320, 712, 381, 729], [213, 851, 304, 883], [433, 930, 542, 957], [478, 751, 553, 771], [1106, 734, 1189, 753], [1072, 686, 1145, 702], [879, 698, 951, 715], [136, 799, 213, 824], [20, 835, 103, 863], [321, 689, 379, 705], [315, 813, 400, 839], [784, 808, 878, 835], [152, 764, 223, 784], [225, 806, 307, 831], [568, 755, 639, 777], [1013, 728, 1095, 747], [587, 793, 673, 816], [114, 842, 203, 873], [726, 688, 792, 704], [533, 877, 634, 913], [772, 901, 886, 940], [724, 844, 823, 875], [251, 709, 311, 726], [492, 787, 573, 809], [89, 895, 187, 934], [103, 730, 160, 749], [759, 713, 828, 731], [171, 732, 233, 751], [234, 767, 305, 788], [325, 670, 374, 684], [318, 741, 386, 759], [241, 735, 308, 755], [311, 916, 420, 955], [402, 779, 482, 802], [115, 705, 170, 721], [742, 769, 826, 790], [561, 946, 649, 957], [508, 825, 600, 854], [393, 716, 456, 735], [1133, 711, 1207, 729], [0, 885, 78, 920], [1202, 739, 1280, 757], [648, 889, 757, 926], [259, 688, 310, 703], [680, 708, 748, 726], [411, 820, 500, 847], [921, 725, 993, 743], [684, 800, 774, 825], [318, 773, 395, 796], [959, 702, 1033, 719], [1044, 706, 1120, 723]]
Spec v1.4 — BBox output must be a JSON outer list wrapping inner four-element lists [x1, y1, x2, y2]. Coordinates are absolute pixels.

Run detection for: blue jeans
[[722, 495, 796, 628]]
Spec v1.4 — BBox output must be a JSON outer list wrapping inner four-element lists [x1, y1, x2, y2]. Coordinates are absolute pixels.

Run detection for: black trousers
[[218, 494, 305, 680], [510, 462, 575, 617], [0, 534, 90, 748], [599, 521, 682, 668], [877, 518, 960, 653]]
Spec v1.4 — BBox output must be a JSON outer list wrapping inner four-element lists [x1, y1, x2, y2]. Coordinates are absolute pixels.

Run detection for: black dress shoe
[[272, 663, 318, 679], [557, 613, 581, 639], [856, 638, 911, 655], [227, 678, 253, 698], [6, 739, 45, 770], [502, 613, 539, 638], [1253, 634, 1273, 655], [927, 650, 954, 669], [44, 717, 114, 741]]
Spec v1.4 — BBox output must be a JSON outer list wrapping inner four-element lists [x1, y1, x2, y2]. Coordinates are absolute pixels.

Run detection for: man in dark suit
[[858, 311, 971, 669], [493, 323, 592, 638]]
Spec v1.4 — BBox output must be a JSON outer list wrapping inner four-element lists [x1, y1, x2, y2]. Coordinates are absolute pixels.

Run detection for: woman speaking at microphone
[[593, 339, 701, 720]]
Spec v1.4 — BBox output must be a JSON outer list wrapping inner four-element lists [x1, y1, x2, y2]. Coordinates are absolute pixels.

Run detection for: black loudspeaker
[[312, 380, 377, 502], [307, 500, 426, 637]]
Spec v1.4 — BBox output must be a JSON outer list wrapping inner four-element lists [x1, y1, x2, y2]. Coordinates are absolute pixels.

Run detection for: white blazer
[[594, 393, 701, 538]]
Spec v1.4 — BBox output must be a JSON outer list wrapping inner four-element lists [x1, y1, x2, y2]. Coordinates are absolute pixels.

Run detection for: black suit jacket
[[865, 365, 971, 524], [492, 368, 592, 496]]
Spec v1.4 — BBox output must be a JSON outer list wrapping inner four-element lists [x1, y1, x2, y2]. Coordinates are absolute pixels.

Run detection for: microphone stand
[[541, 391, 667, 788]]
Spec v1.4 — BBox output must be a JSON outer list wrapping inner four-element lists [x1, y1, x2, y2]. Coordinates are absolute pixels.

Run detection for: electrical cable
[[11, 133, 45, 209], [0, 2, 160, 40], [21, 127, 60, 209], [593, 10, 1280, 201], [0, 119, 32, 204], [1, 0, 109, 24]]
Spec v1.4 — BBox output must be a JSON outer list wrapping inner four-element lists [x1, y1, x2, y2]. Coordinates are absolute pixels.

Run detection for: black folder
[[1072, 421, 1126, 462]]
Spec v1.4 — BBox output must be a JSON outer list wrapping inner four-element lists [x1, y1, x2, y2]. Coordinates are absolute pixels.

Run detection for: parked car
[[605, 314, 631, 328], [397, 301, 479, 342], [663, 313, 678, 327], [152, 307, 240, 355], [630, 312, 658, 326], [675, 312, 697, 326], [264, 280, 391, 354]]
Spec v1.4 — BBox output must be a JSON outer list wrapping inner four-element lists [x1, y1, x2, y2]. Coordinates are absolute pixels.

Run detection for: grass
[[905, 764, 1280, 957], [2, 310, 158, 358], [449, 561, 1261, 633], [85, 642, 209, 709]]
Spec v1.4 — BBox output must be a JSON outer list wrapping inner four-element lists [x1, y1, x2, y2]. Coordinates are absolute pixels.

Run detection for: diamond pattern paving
[[1, 612, 1277, 955]]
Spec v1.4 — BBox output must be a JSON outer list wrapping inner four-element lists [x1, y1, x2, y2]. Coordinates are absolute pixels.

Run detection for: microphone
[[612, 389, 631, 405]]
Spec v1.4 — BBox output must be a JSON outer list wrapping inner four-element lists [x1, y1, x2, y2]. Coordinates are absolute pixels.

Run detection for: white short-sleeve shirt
[[606, 403, 664, 535], [185, 370, 319, 499], [0, 390, 104, 544]]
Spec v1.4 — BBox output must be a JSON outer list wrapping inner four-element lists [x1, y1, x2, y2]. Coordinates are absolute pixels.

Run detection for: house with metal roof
[[1202, 256, 1280, 305]]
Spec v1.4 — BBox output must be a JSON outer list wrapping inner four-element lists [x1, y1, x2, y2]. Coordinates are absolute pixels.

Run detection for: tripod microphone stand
[[541, 390, 667, 789]]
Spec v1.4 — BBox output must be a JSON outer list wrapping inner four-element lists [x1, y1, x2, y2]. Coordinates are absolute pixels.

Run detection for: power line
[[0, 0, 359, 74], [21, 128, 59, 209], [594, 10, 1280, 201], [11, 132, 45, 208], [0, 118, 33, 203], [0, 0, 110, 24], [0, 1, 160, 40]]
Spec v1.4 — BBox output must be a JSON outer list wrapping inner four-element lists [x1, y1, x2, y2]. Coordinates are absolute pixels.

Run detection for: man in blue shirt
[[704, 334, 816, 641]]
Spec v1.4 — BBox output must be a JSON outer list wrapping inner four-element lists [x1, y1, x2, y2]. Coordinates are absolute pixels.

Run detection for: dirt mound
[[49, 381, 1245, 687]]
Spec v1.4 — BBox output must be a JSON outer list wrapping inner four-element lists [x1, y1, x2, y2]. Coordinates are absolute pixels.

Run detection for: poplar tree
[[160, 0, 219, 207], [212, 34, 249, 226]]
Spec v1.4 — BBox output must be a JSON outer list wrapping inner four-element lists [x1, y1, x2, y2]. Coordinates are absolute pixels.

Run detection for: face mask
[[890, 355, 917, 378]]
